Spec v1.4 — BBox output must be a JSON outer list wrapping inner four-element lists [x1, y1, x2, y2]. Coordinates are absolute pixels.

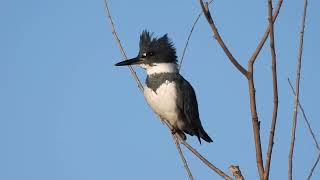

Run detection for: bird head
[[115, 31, 177, 73]]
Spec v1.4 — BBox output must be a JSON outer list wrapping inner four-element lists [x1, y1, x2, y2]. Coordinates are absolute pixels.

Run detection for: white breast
[[143, 81, 179, 127]]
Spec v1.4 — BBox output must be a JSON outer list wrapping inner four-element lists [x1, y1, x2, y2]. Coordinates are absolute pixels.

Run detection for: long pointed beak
[[114, 57, 141, 66]]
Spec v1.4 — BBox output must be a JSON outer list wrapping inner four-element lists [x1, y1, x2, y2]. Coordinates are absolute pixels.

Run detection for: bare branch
[[229, 165, 245, 180], [179, 0, 214, 71], [199, 0, 248, 77], [162, 120, 232, 180], [172, 134, 194, 180], [289, 0, 308, 179], [288, 78, 320, 151], [198, 0, 286, 177], [264, 0, 279, 179], [103, 0, 144, 91], [288, 78, 320, 180], [307, 152, 320, 180], [105, 0, 233, 177], [104, 1, 196, 178], [248, 0, 283, 64], [246, 65, 265, 178], [180, 139, 233, 180]]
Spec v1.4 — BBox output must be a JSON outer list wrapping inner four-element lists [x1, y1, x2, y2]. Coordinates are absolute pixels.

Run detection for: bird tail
[[198, 127, 213, 144]]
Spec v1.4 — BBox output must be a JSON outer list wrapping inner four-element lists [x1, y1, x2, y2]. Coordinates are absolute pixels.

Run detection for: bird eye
[[141, 52, 154, 58]]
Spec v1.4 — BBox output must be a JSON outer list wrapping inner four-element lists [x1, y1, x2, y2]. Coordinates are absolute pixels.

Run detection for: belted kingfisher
[[115, 31, 213, 143]]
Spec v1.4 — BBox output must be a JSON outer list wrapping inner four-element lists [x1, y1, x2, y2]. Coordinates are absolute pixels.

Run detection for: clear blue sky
[[1, 0, 319, 179]]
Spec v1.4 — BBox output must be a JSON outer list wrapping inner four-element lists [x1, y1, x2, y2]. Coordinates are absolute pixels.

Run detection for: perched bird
[[115, 31, 213, 143]]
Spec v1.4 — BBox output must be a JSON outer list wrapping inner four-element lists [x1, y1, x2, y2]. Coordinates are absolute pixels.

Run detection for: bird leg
[[171, 128, 178, 135]]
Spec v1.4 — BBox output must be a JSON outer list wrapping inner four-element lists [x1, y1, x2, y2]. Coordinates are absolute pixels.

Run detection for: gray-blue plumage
[[115, 31, 213, 143], [146, 72, 212, 143]]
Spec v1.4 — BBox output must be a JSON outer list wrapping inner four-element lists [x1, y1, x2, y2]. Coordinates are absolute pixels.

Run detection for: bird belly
[[143, 82, 181, 127]]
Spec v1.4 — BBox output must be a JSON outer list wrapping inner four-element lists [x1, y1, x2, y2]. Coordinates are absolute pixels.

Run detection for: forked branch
[[198, 0, 266, 178], [199, 0, 248, 77], [249, 0, 283, 64]]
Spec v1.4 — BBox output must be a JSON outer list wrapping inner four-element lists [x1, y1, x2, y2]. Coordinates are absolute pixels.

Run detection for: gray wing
[[176, 75, 201, 131], [176, 75, 213, 143]]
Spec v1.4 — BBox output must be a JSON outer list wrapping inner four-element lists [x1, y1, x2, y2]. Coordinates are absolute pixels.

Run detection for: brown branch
[[198, 0, 285, 178], [103, 0, 144, 91], [162, 120, 232, 180], [199, 0, 248, 77], [104, 0, 196, 178], [179, 0, 214, 71], [180, 139, 233, 180], [288, 78, 320, 180], [229, 165, 245, 180], [248, 0, 283, 64], [264, 1, 279, 179], [288, 0, 308, 179], [288, 78, 320, 151], [172, 134, 194, 180], [105, 2, 231, 177], [247, 62, 265, 178], [307, 152, 320, 180]]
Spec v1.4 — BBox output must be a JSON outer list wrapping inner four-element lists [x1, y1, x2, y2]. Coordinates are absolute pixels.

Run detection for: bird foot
[[171, 129, 177, 135]]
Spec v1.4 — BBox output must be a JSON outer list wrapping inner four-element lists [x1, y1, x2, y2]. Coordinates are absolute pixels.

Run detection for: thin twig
[[288, 78, 320, 151], [104, 0, 144, 91], [307, 152, 320, 180], [248, 0, 283, 64], [264, 0, 279, 179], [288, 78, 320, 180], [162, 120, 232, 180], [288, 0, 308, 179], [199, 0, 248, 77], [180, 139, 233, 180], [229, 165, 245, 180], [172, 134, 194, 180], [179, 0, 214, 71], [104, 0, 196, 177]]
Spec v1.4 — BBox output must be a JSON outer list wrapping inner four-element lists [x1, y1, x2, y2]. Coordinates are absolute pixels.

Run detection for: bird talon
[[171, 129, 177, 135]]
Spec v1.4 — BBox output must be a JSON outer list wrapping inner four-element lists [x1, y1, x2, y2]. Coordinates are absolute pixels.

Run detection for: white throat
[[142, 63, 178, 75]]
